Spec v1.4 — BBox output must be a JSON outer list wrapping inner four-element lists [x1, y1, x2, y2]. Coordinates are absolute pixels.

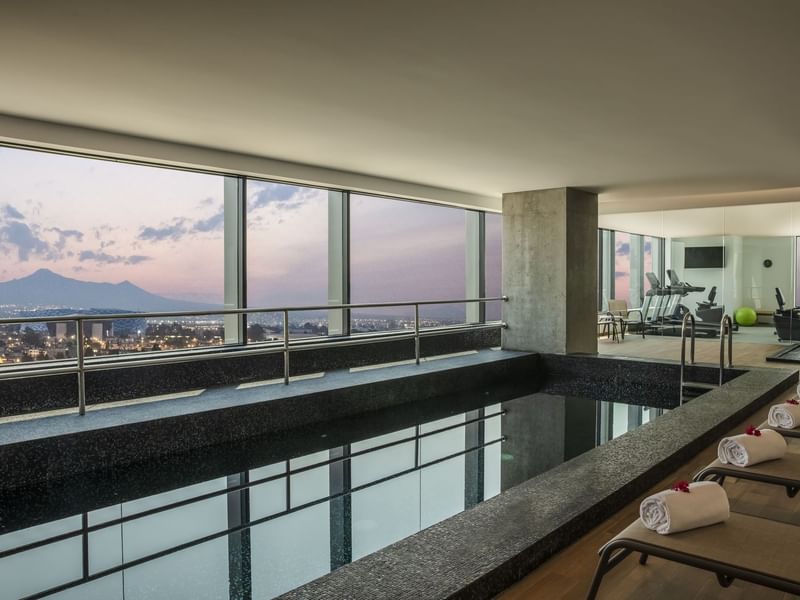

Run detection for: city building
[[1, 3, 799, 600]]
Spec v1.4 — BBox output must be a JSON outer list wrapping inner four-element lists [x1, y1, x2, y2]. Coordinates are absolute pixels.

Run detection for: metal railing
[[0, 296, 508, 415], [679, 312, 735, 405], [719, 314, 734, 385], [679, 312, 696, 405]]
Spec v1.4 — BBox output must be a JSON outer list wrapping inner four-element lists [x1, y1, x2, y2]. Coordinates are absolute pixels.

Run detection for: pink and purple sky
[[0, 147, 501, 310]]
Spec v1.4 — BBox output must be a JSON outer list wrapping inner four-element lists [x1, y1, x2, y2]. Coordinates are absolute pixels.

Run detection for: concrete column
[[501, 187, 598, 354]]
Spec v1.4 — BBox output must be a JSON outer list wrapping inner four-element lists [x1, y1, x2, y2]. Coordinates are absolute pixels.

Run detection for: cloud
[[138, 220, 187, 242], [192, 209, 224, 233], [197, 197, 215, 207], [47, 227, 84, 250], [126, 255, 151, 264], [2, 204, 24, 220], [0, 220, 50, 261], [78, 250, 153, 265], [249, 182, 309, 212]]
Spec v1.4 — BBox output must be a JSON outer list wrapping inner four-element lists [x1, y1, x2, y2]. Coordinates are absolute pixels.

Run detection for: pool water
[[0, 392, 664, 600]]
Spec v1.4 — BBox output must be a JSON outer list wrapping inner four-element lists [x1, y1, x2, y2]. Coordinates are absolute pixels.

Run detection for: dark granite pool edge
[[278, 362, 797, 600], [0, 350, 538, 490]]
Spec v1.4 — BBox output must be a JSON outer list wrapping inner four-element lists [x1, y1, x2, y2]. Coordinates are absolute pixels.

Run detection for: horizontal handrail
[[0, 296, 508, 326], [0, 296, 509, 416]]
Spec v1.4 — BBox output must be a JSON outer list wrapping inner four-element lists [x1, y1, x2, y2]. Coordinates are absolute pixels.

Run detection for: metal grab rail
[[0, 296, 508, 415], [679, 312, 696, 406], [719, 314, 734, 385]]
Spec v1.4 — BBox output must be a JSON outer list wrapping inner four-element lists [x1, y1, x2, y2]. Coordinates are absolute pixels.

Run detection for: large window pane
[[644, 236, 654, 274], [350, 195, 467, 331], [246, 180, 329, 340], [0, 147, 225, 365], [613, 231, 631, 306]]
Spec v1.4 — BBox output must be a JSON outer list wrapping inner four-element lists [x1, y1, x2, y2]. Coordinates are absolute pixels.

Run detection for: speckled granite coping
[[279, 361, 797, 600], [0, 349, 536, 489]]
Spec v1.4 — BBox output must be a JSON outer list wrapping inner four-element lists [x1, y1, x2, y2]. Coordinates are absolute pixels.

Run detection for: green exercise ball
[[734, 306, 757, 326]]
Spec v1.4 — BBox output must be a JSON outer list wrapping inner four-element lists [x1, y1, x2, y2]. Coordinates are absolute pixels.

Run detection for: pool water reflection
[[0, 393, 663, 600]]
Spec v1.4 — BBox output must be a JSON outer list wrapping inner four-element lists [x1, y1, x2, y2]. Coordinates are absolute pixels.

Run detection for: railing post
[[414, 304, 421, 365], [679, 312, 696, 406], [76, 318, 86, 415], [727, 317, 733, 368], [719, 315, 733, 385], [283, 310, 290, 385]]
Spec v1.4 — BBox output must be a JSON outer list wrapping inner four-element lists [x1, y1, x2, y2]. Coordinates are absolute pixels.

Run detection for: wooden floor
[[597, 333, 787, 368], [498, 339, 800, 600]]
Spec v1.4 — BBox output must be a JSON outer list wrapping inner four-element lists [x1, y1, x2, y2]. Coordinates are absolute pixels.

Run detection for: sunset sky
[[0, 147, 501, 310]]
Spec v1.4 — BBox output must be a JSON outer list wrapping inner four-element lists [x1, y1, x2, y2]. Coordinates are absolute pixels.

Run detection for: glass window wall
[[0, 145, 503, 370]]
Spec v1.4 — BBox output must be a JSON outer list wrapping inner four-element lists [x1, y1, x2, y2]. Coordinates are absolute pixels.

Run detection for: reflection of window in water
[[0, 396, 664, 599]]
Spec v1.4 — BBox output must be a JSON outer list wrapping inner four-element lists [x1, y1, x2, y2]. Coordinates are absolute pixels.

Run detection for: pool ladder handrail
[[679, 312, 696, 405], [680, 313, 734, 405], [719, 314, 734, 384]]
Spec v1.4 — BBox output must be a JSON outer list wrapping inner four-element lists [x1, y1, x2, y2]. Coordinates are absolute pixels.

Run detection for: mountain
[[0, 269, 220, 313]]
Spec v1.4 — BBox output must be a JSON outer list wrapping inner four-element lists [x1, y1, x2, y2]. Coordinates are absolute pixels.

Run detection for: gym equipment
[[637, 270, 720, 337], [774, 288, 800, 341], [696, 286, 724, 323], [734, 306, 758, 327]]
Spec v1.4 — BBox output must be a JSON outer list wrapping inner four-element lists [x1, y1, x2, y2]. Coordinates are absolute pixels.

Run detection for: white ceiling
[[2, 1, 799, 209]]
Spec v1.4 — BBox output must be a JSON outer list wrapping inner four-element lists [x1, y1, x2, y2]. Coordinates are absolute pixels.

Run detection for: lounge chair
[[693, 452, 800, 498], [606, 299, 646, 340], [586, 512, 800, 599], [758, 421, 800, 439], [598, 311, 622, 342]]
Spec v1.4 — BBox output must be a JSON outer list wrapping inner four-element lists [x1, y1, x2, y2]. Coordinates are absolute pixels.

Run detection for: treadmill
[[640, 270, 720, 337]]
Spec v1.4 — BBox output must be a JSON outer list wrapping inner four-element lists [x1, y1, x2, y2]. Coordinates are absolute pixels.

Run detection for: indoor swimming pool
[[0, 391, 665, 600]]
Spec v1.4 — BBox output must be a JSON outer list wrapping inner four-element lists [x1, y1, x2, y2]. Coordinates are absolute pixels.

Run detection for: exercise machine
[[638, 270, 720, 337], [696, 286, 724, 323], [774, 288, 800, 341]]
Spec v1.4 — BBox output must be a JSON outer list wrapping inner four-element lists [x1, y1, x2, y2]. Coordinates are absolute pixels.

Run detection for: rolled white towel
[[768, 402, 800, 429], [640, 481, 730, 535], [717, 428, 787, 467]]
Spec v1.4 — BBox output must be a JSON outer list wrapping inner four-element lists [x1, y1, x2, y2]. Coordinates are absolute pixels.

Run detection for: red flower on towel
[[788, 398, 799, 405], [671, 480, 691, 493], [745, 425, 762, 436]]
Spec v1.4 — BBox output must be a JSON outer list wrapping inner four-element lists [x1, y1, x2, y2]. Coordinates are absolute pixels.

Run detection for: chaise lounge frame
[[693, 453, 800, 498], [586, 513, 800, 599]]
